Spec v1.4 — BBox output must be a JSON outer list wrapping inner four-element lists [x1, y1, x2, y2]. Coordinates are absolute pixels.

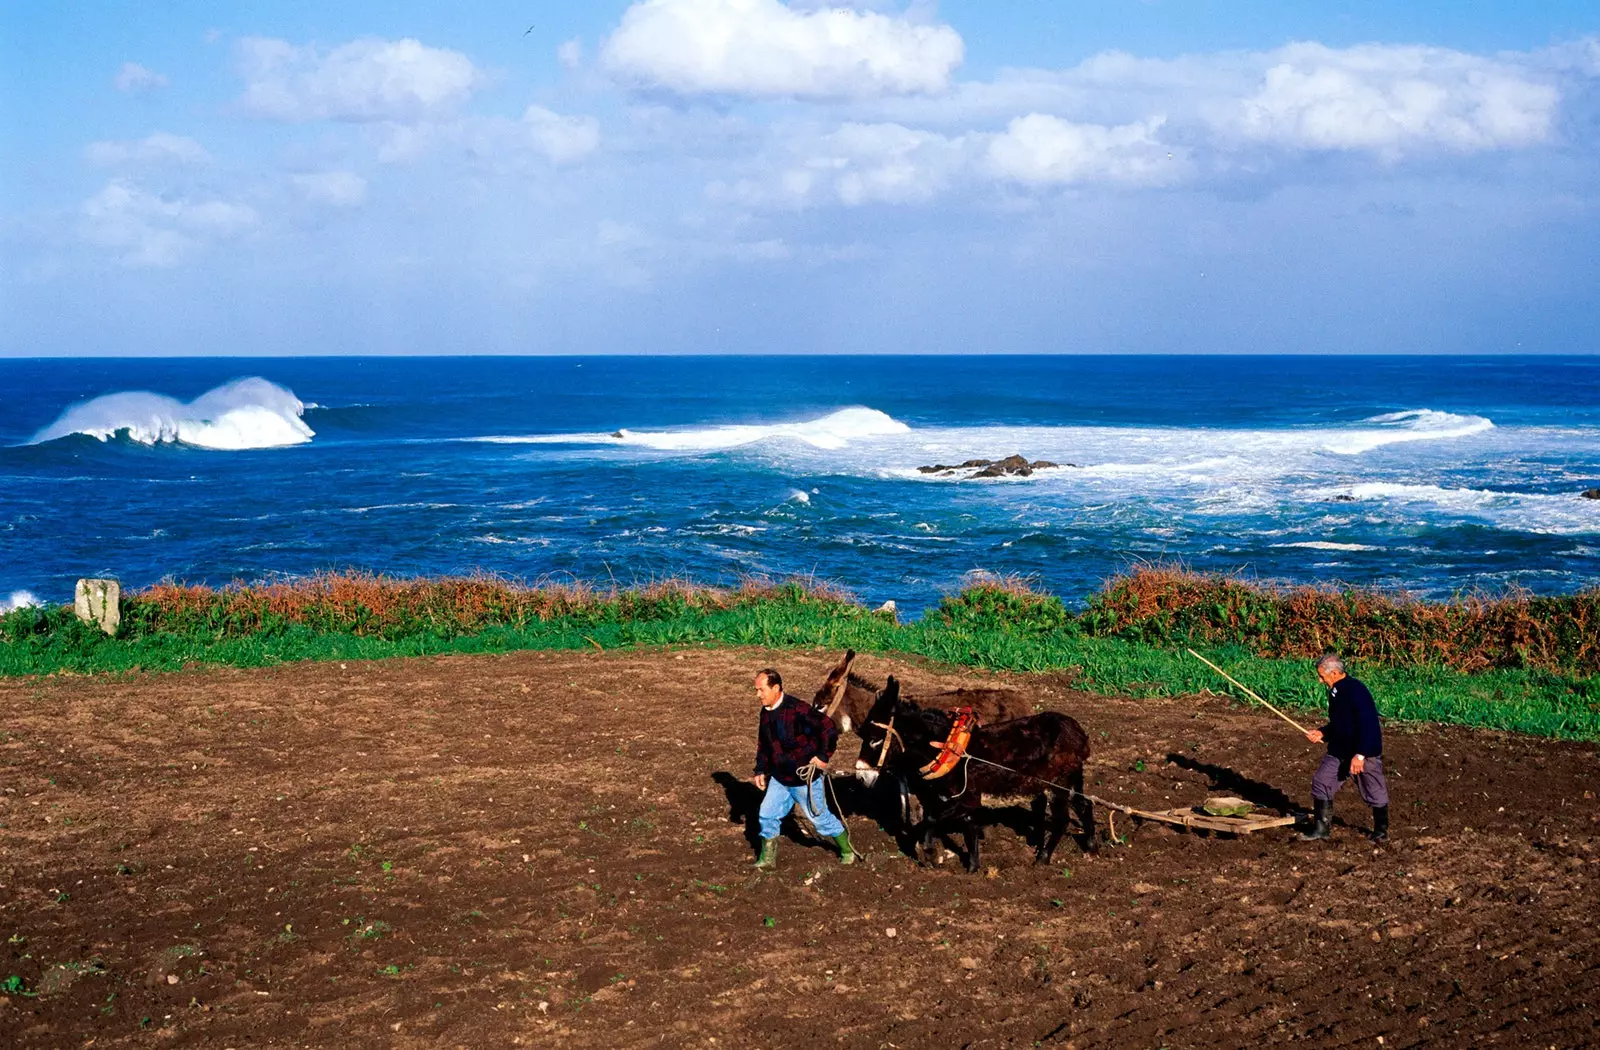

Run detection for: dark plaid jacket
[[754, 694, 839, 787]]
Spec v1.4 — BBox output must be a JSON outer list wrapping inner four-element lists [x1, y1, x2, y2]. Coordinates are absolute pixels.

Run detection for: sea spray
[[30, 377, 314, 450]]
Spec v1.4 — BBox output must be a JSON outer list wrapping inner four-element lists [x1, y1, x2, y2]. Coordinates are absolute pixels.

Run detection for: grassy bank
[[3, 572, 1597, 740]]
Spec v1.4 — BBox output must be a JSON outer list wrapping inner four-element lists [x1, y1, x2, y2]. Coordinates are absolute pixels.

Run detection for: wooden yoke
[[919, 707, 977, 780]]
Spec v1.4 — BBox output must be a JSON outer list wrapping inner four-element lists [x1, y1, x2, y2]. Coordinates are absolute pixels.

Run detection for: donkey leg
[[1070, 769, 1099, 853], [918, 817, 938, 867], [1037, 789, 1070, 864], [961, 809, 982, 873]]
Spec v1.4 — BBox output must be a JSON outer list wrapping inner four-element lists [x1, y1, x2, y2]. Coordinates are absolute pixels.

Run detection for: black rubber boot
[[1298, 798, 1333, 841], [1370, 805, 1389, 844]]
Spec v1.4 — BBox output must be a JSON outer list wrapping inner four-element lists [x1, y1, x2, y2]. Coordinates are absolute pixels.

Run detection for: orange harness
[[919, 707, 977, 780]]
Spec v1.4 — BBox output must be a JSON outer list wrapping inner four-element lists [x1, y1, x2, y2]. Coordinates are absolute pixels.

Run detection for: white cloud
[[84, 133, 211, 168], [600, 0, 963, 99], [292, 171, 368, 207], [236, 37, 481, 122], [713, 121, 965, 207], [523, 105, 601, 164], [986, 114, 1180, 186], [558, 38, 584, 69], [1231, 43, 1558, 152], [858, 41, 1563, 160], [714, 113, 1181, 208], [114, 62, 168, 92], [80, 181, 257, 267]]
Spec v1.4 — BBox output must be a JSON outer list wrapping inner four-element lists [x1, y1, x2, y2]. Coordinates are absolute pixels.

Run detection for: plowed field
[[2, 648, 1596, 1048]]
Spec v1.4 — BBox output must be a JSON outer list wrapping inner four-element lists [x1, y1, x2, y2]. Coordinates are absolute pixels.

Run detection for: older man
[[1300, 654, 1389, 843], [750, 667, 856, 870]]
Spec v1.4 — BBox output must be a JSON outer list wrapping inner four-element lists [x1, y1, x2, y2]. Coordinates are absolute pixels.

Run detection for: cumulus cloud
[[84, 133, 211, 168], [236, 36, 481, 122], [523, 105, 601, 164], [986, 114, 1180, 186], [80, 181, 257, 267], [114, 62, 168, 92], [1230, 43, 1559, 153], [600, 0, 963, 99], [558, 38, 584, 69], [711, 121, 968, 206], [860, 40, 1563, 161], [713, 112, 1184, 207], [292, 171, 368, 207]]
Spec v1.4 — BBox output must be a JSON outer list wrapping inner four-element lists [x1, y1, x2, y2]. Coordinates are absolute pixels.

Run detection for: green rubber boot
[[753, 838, 778, 870], [832, 832, 857, 865]]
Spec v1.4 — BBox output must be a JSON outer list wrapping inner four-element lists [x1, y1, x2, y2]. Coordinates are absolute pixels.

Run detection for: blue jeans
[[759, 777, 844, 840]]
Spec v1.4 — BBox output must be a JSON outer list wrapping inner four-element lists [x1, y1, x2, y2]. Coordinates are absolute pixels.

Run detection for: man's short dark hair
[[757, 668, 783, 690]]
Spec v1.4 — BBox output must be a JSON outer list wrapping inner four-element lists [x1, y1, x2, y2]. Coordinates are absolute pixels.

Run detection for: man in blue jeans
[[750, 667, 856, 870], [1300, 654, 1389, 844]]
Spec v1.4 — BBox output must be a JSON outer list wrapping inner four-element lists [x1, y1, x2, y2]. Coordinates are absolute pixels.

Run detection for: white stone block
[[74, 578, 121, 636]]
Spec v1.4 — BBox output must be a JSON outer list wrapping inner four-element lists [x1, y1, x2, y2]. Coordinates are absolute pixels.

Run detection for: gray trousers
[[1311, 754, 1389, 807]]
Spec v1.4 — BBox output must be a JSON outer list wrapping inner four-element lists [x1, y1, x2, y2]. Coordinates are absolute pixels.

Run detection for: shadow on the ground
[[1164, 752, 1301, 815]]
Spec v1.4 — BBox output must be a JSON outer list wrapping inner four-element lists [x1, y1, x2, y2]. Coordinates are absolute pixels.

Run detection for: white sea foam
[[472, 407, 909, 451], [1, 590, 40, 613], [787, 489, 811, 504], [1273, 541, 1382, 552], [30, 378, 314, 450], [1318, 410, 1494, 455]]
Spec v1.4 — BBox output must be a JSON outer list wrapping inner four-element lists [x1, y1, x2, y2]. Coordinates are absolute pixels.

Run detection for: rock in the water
[[917, 455, 1076, 479], [1583, 488, 1600, 500], [1331, 494, 1358, 503]]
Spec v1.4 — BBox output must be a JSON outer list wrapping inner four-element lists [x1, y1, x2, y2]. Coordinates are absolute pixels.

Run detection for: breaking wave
[[471, 407, 909, 451], [1319, 410, 1494, 455], [30, 378, 314, 450], [1, 590, 40, 613]]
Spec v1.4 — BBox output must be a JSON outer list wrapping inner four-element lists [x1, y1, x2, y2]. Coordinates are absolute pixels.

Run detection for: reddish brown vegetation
[[122, 572, 853, 639], [1083, 566, 1600, 675]]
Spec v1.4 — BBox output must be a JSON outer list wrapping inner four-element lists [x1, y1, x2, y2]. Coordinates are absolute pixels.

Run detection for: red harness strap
[[919, 706, 977, 780]]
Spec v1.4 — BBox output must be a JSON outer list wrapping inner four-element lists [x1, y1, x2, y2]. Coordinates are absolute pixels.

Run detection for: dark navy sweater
[[1321, 675, 1383, 761]]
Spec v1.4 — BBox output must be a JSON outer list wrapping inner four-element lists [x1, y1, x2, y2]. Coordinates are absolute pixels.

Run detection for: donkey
[[811, 650, 1031, 735], [854, 676, 1096, 872]]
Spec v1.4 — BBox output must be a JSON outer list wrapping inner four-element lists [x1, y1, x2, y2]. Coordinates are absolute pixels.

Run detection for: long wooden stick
[[1186, 648, 1312, 736]]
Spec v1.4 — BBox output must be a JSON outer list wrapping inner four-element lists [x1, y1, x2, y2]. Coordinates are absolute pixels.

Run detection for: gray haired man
[[1300, 655, 1389, 844]]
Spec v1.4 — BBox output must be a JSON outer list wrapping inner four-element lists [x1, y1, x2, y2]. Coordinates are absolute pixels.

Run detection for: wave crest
[[1321, 409, 1493, 455], [475, 406, 910, 451], [31, 378, 314, 450]]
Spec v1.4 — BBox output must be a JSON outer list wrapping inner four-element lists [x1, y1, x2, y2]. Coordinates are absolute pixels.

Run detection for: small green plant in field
[[376, 964, 401, 978], [344, 917, 391, 942], [2, 974, 34, 996], [762, 916, 776, 928]]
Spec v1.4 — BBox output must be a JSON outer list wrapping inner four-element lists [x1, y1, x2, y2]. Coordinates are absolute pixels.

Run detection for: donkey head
[[852, 675, 902, 787]]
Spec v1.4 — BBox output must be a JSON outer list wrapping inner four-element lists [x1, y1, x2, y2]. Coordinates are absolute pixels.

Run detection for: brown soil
[[2, 648, 1597, 1049]]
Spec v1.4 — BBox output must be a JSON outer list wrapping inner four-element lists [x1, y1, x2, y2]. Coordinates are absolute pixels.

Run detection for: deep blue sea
[[2, 356, 1598, 614]]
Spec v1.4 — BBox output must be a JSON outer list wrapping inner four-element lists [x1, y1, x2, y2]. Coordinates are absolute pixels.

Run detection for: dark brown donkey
[[854, 677, 1096, 872], [811, 650, 1030, 735]]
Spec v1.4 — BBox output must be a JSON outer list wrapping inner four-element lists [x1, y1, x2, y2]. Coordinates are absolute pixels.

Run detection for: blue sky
[[3, 1, 1598, 355]]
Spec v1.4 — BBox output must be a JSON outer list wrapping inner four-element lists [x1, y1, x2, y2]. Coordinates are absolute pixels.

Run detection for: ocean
[[2, 356, 1597, 614]]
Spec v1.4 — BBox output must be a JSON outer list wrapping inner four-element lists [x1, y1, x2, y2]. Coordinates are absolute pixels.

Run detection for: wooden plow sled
[[1086, 792, 1299, 837]]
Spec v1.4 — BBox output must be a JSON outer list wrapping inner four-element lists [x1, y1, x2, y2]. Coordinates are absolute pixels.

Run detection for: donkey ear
[[882, 675, 900, 706]]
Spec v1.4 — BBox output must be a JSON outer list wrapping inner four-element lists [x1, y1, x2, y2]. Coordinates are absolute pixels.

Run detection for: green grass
[[3, 580, 1597, 741]]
